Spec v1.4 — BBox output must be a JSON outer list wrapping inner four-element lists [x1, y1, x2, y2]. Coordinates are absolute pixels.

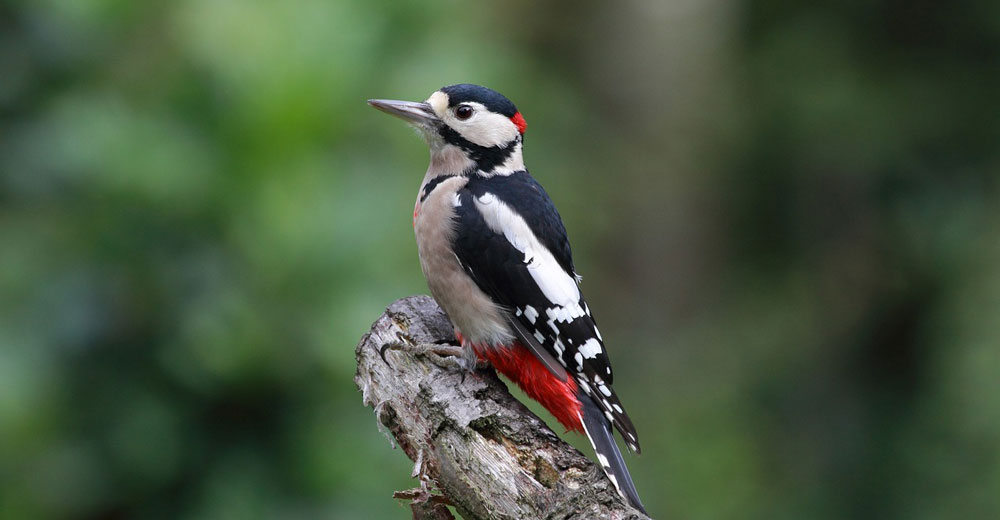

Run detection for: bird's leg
[[379, 331, 475, 372]]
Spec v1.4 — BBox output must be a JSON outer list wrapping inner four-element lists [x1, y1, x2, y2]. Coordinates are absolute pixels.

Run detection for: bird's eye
[[455, 105, 474, 120]]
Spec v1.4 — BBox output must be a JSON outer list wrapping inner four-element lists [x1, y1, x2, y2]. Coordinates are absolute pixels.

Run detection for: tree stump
[[354, 296, 648, 519]]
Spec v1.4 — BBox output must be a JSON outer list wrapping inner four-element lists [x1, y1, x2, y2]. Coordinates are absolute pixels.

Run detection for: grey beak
[[368, 99, 439, 126]]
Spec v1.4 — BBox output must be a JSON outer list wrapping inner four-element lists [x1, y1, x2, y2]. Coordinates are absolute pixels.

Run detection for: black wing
[[451, 171, 640, 452]]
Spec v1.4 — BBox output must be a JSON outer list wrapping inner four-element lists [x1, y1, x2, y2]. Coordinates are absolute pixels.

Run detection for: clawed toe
[[421, 344, 472, 371], [378, 335, 475, 374]]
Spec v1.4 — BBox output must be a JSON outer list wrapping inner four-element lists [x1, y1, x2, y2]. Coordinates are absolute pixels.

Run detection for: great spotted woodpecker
[[369, 84, 646, 514]]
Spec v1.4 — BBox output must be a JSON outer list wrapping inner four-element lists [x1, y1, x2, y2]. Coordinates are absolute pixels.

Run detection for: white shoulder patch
[[472, 194, 581, 309]]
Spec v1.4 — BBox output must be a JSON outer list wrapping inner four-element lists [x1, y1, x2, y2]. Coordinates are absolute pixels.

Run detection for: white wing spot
[[547, 317, 559, 335], [579, 412, 623, 496], [607, 474, 621, 493], [574, 352, 583, 369], [553, 338, 566, 356], [612, 404, 623, 413], [596, 453, 610, 468], [594, 326, 603, 341], [533, 330, 545, 344], [523, 305, 538, 324], [579, 338, 602, 359], [599, 384, 612, 397], [546, 305, 585, 324]]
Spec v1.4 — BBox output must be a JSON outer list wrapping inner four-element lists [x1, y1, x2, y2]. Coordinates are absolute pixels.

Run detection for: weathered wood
[[355, 296, 647, 519]]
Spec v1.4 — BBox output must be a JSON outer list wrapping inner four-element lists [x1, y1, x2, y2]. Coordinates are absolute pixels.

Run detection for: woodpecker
[[369, 84, 646, 514]]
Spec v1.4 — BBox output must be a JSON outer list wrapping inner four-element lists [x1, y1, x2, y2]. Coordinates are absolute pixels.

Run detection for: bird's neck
[[426, 137, 524, 179], [488, 141, 524, 176], [427, 143, 475, 177]]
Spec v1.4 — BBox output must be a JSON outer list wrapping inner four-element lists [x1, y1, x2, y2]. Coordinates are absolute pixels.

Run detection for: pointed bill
[[368, 99, 440, 126]]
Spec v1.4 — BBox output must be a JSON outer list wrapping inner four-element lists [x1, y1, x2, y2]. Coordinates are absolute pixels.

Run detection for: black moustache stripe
[[439, 126, 518, 173], [419, 174, 455, 203]]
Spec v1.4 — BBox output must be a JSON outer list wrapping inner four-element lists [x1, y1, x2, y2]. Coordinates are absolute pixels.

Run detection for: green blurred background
[[2, 0, 998, 518]]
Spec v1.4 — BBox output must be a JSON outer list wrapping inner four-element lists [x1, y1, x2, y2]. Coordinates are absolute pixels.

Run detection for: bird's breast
[[413, 176, 513, 348]]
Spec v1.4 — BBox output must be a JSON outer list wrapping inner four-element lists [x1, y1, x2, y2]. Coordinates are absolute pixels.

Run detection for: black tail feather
[[580, 393, 647, 515]]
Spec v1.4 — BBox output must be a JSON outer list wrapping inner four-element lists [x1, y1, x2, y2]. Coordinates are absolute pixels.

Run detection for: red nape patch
[[510, 112, 527, 134], [472, 342, 583, 433]]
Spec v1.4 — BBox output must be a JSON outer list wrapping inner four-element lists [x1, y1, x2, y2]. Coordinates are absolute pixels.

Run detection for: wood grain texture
[[355, 296, 648, 519]]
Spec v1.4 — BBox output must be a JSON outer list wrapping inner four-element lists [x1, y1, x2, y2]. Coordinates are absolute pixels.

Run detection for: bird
[[369, 84, 646, 514]]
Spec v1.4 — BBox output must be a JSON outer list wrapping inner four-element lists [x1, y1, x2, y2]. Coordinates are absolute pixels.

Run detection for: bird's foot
[[379, 333, 477, 373]]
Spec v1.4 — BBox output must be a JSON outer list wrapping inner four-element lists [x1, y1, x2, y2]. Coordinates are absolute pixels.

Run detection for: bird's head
[[369, 84, 527, 175]]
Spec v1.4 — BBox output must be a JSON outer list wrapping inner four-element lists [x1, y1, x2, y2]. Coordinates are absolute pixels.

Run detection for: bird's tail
[[579, 392, 647, 515]]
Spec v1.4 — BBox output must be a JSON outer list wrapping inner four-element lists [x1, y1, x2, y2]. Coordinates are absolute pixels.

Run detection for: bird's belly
[[413, 177, 514, 348]]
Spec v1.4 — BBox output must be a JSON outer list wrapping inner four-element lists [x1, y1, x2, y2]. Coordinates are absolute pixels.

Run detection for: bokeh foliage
[[1, 0, 998, 518]]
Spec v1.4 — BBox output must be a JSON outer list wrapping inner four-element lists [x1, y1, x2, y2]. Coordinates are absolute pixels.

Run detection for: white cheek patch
[[456, 108, 520, 148], [432, 100, 519, 148]]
